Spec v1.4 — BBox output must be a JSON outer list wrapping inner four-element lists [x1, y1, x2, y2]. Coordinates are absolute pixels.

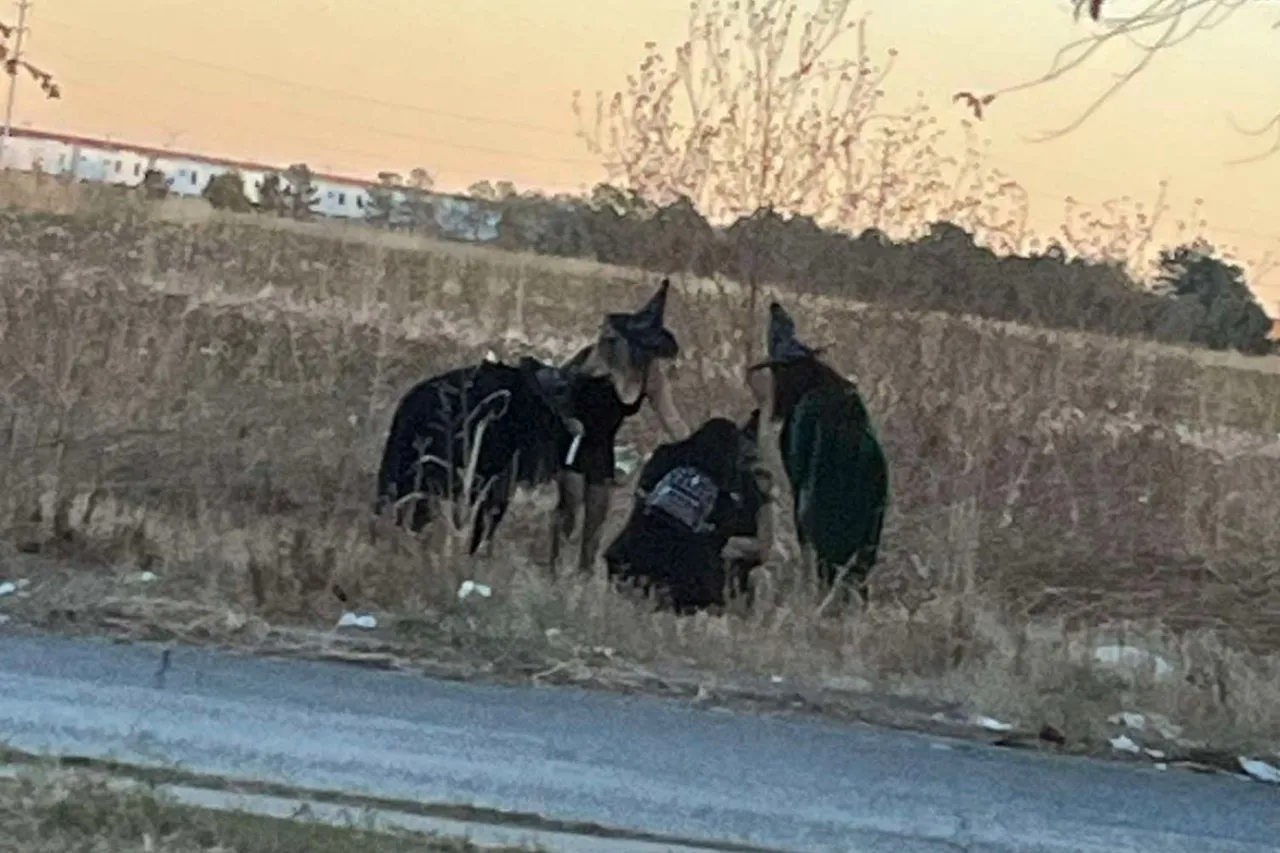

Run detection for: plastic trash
[[973, 715, 1013, 733], [1109, 734, 1141, 754], [337, 612, 377, 630], [614, 444, 643, 478], [1108, 711, 1147, 730], [1092, 645, 1174, 680], [458, 580, 493, 601], [0, 582, 15, 597], [1239, 757, 1280, 784]]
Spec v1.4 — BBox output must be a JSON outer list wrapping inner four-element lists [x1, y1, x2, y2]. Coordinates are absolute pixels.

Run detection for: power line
[[37, 16, 580, 140], [18, 21, 1280, 271], [982, 154, 1280, 253], [987, 148, 1280, 231], [34, 77, 1280, 261], [43, 69, 601, 171], [35, 12, 1280, 245]]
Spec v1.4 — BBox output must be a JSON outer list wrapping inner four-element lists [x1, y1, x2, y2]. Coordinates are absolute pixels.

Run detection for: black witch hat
[[749, 301, 826, 370], [605, 278, 680, 360]]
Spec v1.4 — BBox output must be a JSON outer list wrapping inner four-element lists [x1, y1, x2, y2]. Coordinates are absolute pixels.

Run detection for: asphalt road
[[0, 634, 1273, 853]]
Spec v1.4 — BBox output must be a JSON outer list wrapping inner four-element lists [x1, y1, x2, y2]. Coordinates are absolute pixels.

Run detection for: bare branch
[[573, 0, 1028, 248], [956, 0, 1276, 161], [0, 21, 61, 100], [1224, 111, 1280, 165]]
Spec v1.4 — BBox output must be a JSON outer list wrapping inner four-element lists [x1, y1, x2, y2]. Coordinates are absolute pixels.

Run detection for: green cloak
[[780, 381, 890, 591]]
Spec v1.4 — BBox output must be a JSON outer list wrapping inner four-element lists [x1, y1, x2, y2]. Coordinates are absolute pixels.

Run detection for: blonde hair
[[579, 323, 670, 405], [585, 324, 644, 372]]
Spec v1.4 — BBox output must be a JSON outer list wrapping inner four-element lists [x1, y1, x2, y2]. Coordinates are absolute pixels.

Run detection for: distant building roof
[[8, 126, 381, 190]]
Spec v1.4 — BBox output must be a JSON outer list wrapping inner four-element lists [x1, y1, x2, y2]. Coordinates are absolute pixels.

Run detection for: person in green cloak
[[746, 301, 890, 604]]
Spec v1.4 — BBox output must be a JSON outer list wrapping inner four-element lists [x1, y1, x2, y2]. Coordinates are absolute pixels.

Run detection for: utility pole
[[0, 0, 31, 169]]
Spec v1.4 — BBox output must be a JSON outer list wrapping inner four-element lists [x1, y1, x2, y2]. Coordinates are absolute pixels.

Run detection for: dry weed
[[0, 208, 1278, 765], [0, 764, 529, 852]]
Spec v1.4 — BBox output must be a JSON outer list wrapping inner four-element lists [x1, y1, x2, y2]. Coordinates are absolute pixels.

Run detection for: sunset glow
[[10, 0, 1279, 304]]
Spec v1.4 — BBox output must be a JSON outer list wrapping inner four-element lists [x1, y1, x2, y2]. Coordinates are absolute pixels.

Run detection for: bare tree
[[468, 180, 497, 201], [576, 0, 919, 228], [407, 167, 434, 191], [958, 0, 1280, 162], [0, 20, 61, 100], [572, 0, 1030, 358], [403, 168, 435, 231]]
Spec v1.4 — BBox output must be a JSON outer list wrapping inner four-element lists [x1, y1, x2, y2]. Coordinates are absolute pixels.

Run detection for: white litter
[[614, 445, 642, 478], [1238, 758, 1280, 784], [973, 715, 1014, 733], [457, 580, 492, 601], [336, 612, 378, 630], [0, 614, 10, 625], [1109, 735, 1142, 754], [770, 675, 784, 684], [0, 582, 15, 597], [128, 571, 157, 584], [1144, 748, 1166, 760], [1108, 711, 1147, 731], [1092, 645, 1175, 680], [1145, 713, 1184, 741]]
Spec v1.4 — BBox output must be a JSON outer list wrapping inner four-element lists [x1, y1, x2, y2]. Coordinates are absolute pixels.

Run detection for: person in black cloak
[[602, 410, 774, 614], [746, 301, 890, 604], [551, 278, 691, 574], [373, 354, 582, 555]]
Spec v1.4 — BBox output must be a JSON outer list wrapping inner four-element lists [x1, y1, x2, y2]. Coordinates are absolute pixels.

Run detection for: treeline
[[182, 164, 1278, 356], [482, 186, 1276, 357]]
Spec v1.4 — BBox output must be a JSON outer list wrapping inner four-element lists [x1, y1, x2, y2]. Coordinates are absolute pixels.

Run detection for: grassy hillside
[[1, 201, 1277, 756]]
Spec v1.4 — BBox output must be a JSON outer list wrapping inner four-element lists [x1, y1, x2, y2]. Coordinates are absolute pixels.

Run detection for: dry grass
[[0, 764, 538, 852], [0, 199, 1278, 770]]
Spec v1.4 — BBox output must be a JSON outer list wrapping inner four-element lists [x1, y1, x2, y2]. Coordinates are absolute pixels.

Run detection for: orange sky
[[9, 0, 1280, 306]]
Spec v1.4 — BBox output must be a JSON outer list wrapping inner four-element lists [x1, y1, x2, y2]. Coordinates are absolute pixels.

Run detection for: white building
[[0, 127, 501, 241]]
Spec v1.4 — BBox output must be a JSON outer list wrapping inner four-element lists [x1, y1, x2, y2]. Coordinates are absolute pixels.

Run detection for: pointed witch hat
[[748, 301, 827, 371], [604, 278, 679, 359]]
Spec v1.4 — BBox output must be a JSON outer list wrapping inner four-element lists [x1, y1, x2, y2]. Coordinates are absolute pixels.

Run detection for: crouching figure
[[602, 412, 773, 614]]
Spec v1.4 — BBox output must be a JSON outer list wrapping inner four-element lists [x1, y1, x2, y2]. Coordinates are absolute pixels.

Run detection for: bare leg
[[481, 520, 497, 559], [550, 471, 584, 575], [577, 482, 611, 575]]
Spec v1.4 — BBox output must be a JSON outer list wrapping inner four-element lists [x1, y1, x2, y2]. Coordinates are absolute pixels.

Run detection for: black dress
[[601, 417, 752, 613], [559, 345, 649, 486]]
